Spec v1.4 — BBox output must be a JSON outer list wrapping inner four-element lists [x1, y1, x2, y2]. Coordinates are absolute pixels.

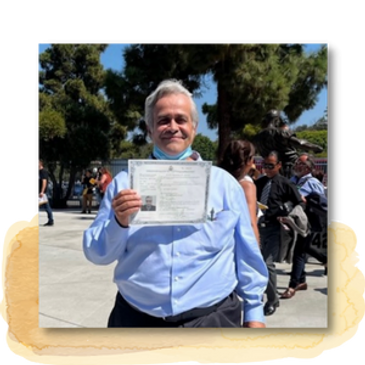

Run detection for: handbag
[[37, 194, 48, 207]]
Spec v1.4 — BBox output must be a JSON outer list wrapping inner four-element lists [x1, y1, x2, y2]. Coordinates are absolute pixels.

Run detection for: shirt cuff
[[243, 301, 265, 324], [114, 215, 129, 228]]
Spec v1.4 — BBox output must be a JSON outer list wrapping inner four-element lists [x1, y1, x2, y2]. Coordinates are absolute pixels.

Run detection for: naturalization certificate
[[128, 160, 212, 225]]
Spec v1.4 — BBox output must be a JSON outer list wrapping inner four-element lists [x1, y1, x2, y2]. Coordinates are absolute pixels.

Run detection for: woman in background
[[98, 166, 113, 200], [219, 140, 260, 246]]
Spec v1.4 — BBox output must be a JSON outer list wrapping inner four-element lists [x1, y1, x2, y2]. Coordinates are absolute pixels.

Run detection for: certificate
[[128, 160, 212, 225]]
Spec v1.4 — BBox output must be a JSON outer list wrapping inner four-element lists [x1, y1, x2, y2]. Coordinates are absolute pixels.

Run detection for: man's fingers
[[112, 189, 142, 224], [112, 198, 142, 213], [113, 189, 139, 200]]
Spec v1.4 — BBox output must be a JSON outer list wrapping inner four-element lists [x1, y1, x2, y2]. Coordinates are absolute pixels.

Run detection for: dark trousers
[[39, 201, 54, 223], [259, 224, 281, 305], [108, 292, 242, 328], [289, 232, 327, 288]]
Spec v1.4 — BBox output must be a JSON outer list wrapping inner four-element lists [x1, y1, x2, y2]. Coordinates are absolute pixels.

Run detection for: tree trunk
[[216, 74, 232, 163]]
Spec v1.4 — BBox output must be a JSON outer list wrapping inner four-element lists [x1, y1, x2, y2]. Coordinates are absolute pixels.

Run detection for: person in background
[[97, 166, 113, 200], [93, 166, 102, 203], [39, 159, 54, 226], [81, 169, 96, 214], [219, 140, 260, 245], [83, 79, 268, 328], [255, 151, 304, 316], [281, 153, 327, 299], [248, 163, 261, 181], [312, 169, 327, 197]]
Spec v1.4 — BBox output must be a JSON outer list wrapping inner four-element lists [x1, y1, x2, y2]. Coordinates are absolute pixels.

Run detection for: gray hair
[[144, 79, 199, 132], [297, 152, 315, 171]]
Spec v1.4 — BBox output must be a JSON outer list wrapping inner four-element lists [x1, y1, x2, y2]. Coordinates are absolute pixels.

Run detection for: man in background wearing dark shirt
[[39, 159, 54, 226], [255, 151, 303, 316]]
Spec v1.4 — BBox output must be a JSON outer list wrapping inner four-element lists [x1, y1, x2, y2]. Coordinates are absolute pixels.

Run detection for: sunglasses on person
[[263, 163, 279, 170]]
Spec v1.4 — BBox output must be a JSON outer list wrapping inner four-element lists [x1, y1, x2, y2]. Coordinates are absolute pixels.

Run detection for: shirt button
[[176, 252, 181, 257], [177, 228, 181, 232], [174, 276, 179, 281], [174, 300, 178, 304]]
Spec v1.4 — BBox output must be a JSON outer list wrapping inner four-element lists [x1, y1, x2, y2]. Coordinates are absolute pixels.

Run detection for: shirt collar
[[297, 173, 313, 184]]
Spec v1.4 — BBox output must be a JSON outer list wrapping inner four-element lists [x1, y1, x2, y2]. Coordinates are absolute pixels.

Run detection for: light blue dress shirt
[[291, 173, 325, 197], [83, 166, 268, 324]]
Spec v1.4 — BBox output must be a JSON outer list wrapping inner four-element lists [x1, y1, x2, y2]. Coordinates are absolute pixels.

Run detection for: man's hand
[[112, 189, 142, 227], [39, 192, 44, 197], [243, 321, 266, 328]]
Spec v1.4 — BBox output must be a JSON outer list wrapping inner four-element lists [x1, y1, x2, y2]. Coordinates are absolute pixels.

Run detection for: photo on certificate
[[140, 195, 157, 211], [128, 160, 212, 225]]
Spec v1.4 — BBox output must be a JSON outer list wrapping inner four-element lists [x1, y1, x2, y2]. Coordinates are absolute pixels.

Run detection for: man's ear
[[147, 125, 152, 139], [192, 123, 197, 139]]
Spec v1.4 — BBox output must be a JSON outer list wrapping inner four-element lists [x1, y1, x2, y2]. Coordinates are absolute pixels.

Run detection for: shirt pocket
[[194, 210, 239, 252]]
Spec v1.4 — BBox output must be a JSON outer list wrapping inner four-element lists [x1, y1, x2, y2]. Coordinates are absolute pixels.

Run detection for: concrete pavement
[[39, 209, 327, 328]]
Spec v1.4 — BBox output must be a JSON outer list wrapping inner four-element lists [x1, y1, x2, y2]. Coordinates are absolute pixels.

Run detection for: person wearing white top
[[219, 140, 260, 246]]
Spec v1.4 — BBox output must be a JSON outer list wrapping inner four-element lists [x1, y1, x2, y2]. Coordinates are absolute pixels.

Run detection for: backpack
[[305, 192, 328, 232]]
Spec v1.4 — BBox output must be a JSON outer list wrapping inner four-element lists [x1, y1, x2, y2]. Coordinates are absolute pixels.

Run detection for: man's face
[[149, 94, 196, 156], [293, 155, 310, 177], [39, 161, 43, 169], [145, 198, 152, 206], [263, 155, 281, 178]]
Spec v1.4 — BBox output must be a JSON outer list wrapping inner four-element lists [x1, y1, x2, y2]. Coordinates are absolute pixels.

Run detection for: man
[[83, 79, 268, 328], [141, 196, 156, 211], [281, 153, 327, 299], [39, 159, 54, 226], [255, 151, 303, 316], [81, 169, 96, 214], [253, 110, 323, 177]]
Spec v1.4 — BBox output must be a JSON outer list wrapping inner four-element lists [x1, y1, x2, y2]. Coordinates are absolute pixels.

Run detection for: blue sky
[[39, 43, 327, 141]]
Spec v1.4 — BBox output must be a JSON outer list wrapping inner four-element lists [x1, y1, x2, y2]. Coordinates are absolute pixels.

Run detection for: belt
[[162, 295, 229, 323]]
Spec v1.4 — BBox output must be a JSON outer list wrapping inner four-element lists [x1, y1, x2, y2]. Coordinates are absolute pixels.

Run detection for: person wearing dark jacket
[[255, 151, 304, 316]]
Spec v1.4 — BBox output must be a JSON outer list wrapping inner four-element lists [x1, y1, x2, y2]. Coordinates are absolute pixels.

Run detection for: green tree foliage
[[284, 47, 328, 121], [198, 44, 328, 160], [104, 45, 207, 145], [192, 134, 217, 162], [34, 49, 44, 91], [108, 44, 327, 162], [296, 130, 327, 157], [237, 123, 261, 141], [39, 44, 113, 206]]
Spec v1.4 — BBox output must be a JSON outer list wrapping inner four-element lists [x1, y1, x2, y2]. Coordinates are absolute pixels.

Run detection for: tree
[[34, 49, 44, 91], [39, 44, 113, 207], [296, 130, 327, 157], [105, 44, 327, 162], [192, 134, 217, 162], [199, 44, 328, 160], [104, 44, 205, 146]]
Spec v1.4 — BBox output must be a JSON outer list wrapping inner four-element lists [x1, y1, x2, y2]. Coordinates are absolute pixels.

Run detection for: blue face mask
[[153, 145, 193, 160]]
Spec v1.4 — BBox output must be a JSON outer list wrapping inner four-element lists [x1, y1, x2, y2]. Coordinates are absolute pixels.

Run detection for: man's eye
[[158, 119, 169, 124]]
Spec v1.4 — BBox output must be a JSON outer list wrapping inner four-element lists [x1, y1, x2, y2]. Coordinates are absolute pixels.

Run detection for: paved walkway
[[39, 210, 327, 328]]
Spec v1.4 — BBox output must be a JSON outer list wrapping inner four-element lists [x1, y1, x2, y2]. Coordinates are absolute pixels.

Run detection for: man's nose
[[167, 119, 179, 131]]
